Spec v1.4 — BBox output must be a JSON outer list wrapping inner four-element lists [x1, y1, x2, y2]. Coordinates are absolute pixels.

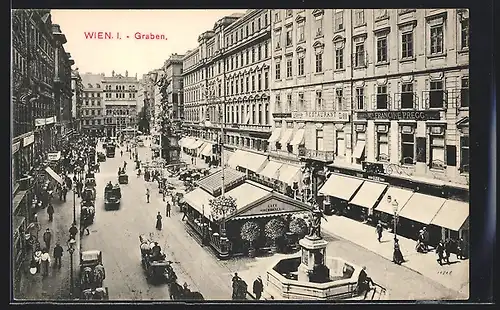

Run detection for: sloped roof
[[197, 167, 246, 196]]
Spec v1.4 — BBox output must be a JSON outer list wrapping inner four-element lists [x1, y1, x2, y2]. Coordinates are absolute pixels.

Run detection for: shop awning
[[279, 129, 294, 145], [376, 187, 415, 215], [349, 181, 388, 209], [226, 181, 271, 213], [201, 143, 213, 156], [227, 150, 245, 169], [13, 190, 28, 213], [268, 128, 281, 143], [290, 129, 305, 146], [260, 161, 283, 179], [13, 216, 26, 235], [45, 166, 64, 185], [181, 137, 195, 148], [184, 187, 215, 218], [318, 174, 364, 201], [178, 137, 186, 146], [430, 199, 469, 231], [398, 193, 446, 225], [187, 140, 204, 150], [353, 141, 366, 159], [241, 150, 268, 172], [277, 164, 302, 185]]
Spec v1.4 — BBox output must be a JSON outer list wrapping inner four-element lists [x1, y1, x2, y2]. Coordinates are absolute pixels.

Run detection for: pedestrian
[[375, 221, 383, 242], [43, 228, 52, 251], [40, 250, 51, 276], [146, 188, 150, 203], [47, 203, 54, 222], [181, 203, 187, 221], [53, 243, 63, 269], [62, 186, 68, 201], [457, 237, 466, 260], [166, 202, 171, 217], [120, 150, 123, 157], [444, 238, 453, 264], [422, 227, 430, 252], [436, 240, 445, 266], [252, 276, 264, 300], [69, 223, 78, 242], [393, 238, 404, 265], [232, 273, 241, 300], [156, 212, 163, 230]]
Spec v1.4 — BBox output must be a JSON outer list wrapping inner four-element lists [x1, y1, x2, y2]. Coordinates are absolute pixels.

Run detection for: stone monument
[[297, 204, 330, 283]]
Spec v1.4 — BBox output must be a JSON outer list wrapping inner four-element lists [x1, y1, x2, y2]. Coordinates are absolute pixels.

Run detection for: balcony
[[299, 148, 335, 162], [393, 92, 419, 110], [270, 149, 300, 160], [227, 123, 271, 132], [272, 112, 292, 119], [422, 90, 448, 110]]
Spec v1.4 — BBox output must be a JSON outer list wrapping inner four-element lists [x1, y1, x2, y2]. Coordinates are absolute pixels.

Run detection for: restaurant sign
[[356, 110, 440, 121], [239, 197, 305, 217], [23, 133, 35, 147], [291, 111, 349, 121]]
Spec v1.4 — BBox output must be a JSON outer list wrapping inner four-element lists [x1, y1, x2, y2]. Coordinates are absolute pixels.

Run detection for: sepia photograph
[[11, 8, 471, 302]]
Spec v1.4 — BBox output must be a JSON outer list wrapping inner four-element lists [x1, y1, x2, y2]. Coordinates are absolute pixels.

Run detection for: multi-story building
[[164, 54, 185, 122], [102, 70, 139, 137], [80, 73, 105, 136], [11, 9, 75, 276], [270, 9, 469, 243], [52, 24, 74, 142], [70, 69, 83, 132], [182, 10, 272, 166]]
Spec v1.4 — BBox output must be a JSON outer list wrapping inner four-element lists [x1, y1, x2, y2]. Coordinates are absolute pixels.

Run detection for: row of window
[[225, 12, 270, 48], [274, 78, 469, 112], [104, 84, 137, 91], [84, 92, 101, 98], [105, 109, 132, 115], [222, 70, 270, 97], [224, 103, 270, 125], [83, 109, 102, 116], [224, 41, 270, 74], [104, 92, 136, 99]]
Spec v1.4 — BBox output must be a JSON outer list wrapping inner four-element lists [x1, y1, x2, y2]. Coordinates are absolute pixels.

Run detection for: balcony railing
[[422, 90, 448, 109], [299, 149, 335, 162], [394, 92, 419, 110], [371, 94, 392, 110]]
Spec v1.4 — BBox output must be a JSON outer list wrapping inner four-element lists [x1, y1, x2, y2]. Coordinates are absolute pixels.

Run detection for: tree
[[240, 221, 261, 257], [289, 217, 308, 239], [209, 195, 237, 221], [265, 218, 287, 252]]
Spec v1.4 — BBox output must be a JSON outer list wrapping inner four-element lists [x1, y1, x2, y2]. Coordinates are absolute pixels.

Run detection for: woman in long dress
[[156, 212, 163, 230]]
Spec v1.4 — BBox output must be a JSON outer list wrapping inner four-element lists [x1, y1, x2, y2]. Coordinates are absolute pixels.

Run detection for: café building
[[183, 167, 312, 258]]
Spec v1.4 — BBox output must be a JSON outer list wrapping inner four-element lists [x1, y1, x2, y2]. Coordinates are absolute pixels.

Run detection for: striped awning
[[201, 143, 214, 156]]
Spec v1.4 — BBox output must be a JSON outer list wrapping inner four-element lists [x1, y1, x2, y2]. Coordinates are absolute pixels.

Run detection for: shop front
[[227, 149, 268, 176], [13, 216, 26, 273], [429, 199, 469, 254], [348, 180, 388, 223], [183, 180, 312, 258], [374, 186, 415, 231]]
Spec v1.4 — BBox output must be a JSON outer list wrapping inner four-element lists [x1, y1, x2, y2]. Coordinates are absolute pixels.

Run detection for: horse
[[168, 282, 205, 300]]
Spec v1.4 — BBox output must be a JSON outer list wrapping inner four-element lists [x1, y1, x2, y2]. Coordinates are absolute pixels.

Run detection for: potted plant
[[265, 218, 287, 254], [209, 195, 237, 222], [240, 221, 261, 258]]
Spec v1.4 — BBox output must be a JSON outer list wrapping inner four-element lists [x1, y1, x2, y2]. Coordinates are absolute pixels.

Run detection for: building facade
[[80, 73, 105, 136], [182, 10, 272, 164], [164, 53, 185, 122], [70, 69, 83, 132], [11, 9, 75, 274], [52, 24, 74, 141], [102, 71, 139, 137]]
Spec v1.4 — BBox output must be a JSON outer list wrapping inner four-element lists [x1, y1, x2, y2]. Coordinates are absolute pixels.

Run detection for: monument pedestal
[[298, 236, 329, 282]]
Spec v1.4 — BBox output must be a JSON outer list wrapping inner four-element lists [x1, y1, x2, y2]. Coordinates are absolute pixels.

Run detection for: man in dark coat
[[43, 228, 52, 251], [375, 221, 383, 242], [444, 238, 453, 264], [231, 273, 241, 300], [436, 240, 445, 266], [53, 243, 63, 268], [252, 276, 264, 300], [166, 202, 171, 217], [47, 203, 55, 222], [69, 224, 78, 242]]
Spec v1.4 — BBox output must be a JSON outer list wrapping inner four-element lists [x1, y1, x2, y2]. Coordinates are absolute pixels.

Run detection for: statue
[[307, 204, 325, 240]]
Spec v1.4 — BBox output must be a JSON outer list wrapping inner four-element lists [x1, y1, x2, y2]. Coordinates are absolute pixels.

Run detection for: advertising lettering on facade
[[23, 133, 35, 147], [12, 142, 21, 154], [240, 198, 300, 216], [356, 110, 441, 121], [291, 111, 350, 121]]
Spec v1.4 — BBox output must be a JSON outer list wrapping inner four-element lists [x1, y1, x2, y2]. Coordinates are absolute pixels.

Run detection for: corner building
[[270, 9, 469, 244], [182, 10, 272, 165]]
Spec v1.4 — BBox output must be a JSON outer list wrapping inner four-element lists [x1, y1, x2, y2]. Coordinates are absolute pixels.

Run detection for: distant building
[[70, 69, 83, 132], [102, 70, 139, 137], [80, 73, 105, 136]]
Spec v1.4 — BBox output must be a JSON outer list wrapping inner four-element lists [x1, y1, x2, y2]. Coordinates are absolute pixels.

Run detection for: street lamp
[[72, 183, 77, 225], [387, 195, 399, 241], [67, 238, 76, 299]]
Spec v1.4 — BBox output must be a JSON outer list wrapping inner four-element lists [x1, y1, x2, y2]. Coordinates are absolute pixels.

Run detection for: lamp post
[[72, 184, 76, 225], [67, 238, 76, 299], [387, 195, 399, 242]]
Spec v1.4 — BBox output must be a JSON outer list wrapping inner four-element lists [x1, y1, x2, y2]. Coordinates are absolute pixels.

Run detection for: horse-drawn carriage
[[139, 235, 176, 283], [85, 172, 96, 188], [104, 184, 121, 209], [81, 200, 96, 225], [80, 250, 106, 292], [81, 287, 109, 300], [82, 187, 97, 202], [118, 171, 128, 184]]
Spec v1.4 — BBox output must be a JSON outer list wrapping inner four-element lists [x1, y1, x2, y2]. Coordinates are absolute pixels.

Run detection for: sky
[[51, 9, 247, 78]]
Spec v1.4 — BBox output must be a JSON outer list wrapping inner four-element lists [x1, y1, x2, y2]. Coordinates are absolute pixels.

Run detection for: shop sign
[[45, 116, 56, 125], [47, 151, 61, 161], [12, 141, 21, 154], [356, 110, 440, 121], [239, 198, 302, 217], [23, 133, 35, 147], [272, 113, 292, 118], [291, 111, 349, 121]]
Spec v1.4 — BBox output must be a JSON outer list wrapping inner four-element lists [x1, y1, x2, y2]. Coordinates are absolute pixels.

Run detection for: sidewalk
[[321, 215, 469, 298], [180, 152, 217, 172], [15, 183, 81, 301]]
